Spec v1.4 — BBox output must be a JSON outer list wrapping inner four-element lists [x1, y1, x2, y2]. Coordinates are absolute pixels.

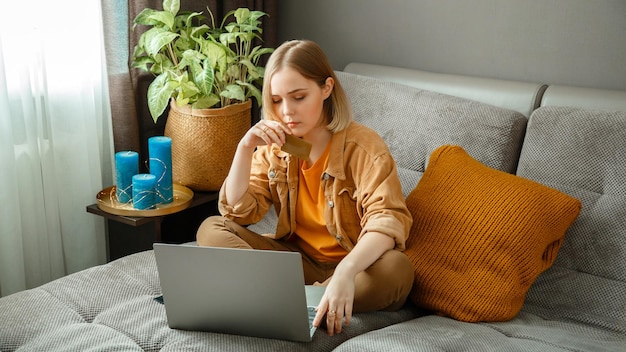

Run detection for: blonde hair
[[262, 40, 352, 133]]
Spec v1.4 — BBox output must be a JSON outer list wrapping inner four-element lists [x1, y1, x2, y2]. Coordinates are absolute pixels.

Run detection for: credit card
[[281, 134, 312, 160]]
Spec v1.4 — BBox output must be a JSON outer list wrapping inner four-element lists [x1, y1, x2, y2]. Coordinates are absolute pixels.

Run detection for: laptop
[[153, 243, 326, 342]]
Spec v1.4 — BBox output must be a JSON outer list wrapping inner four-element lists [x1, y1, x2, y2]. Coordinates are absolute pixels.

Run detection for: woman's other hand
[[241, 121, 290, 150]]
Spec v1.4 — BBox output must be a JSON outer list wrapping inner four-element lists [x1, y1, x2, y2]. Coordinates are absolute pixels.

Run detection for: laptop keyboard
[[307, 306, 317, 330]]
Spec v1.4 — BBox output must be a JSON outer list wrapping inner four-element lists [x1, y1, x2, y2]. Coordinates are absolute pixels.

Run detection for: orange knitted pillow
[[405, 145, 581, 322]]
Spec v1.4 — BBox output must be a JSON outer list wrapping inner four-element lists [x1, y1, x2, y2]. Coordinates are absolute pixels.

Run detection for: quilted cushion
[[333, 311, 626, 352], [519, 106, 626, 334], [0, 250, 422, 352], [404, 145, 581, 322]]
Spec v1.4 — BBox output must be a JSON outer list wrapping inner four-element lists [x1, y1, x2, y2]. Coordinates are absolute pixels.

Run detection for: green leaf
[[240, 32, 256, 42], [189, 24, 210, 40], [220, 84, 245, 102], [130, 56, 154, 71], [238, 81, 262, 105], [226, 65, 241, 80], [163, 0, 180, 15], [147, 72, 175, 123], [256, 66, 265, 79], [143, 27, 179, 56], [174, 11, 204, 32], [239, 59, 259, 80], [195, 59, 215, 96], [149, 53, 175, 74], [203, 41, 227, 73], [250, 46, 274, 64], [174, 94, 190, 107], [133, 9, 159, 27], [192, 95, 221, 109], [224, 23, 238, 34], [177, 74, 201, 98], [181, 51, 213, 96], [143, 10, 175, 30], [219, 32, 238, 45], [132, 39, 146, 58], [249, 11, 269, 23], [179, 49, 205, 69], [234, 8, 251, 25]]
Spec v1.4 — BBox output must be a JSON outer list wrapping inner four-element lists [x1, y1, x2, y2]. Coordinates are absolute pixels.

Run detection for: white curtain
[[0, 0, 114, 297]]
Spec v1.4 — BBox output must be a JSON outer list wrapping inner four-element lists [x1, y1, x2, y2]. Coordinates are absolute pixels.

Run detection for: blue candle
[[148, 136, 173, 204], [115, 151, 139, 204], [132, 173, 157, 210]]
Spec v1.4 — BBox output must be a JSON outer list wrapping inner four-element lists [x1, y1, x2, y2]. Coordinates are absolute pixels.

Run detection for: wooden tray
[[96, 184, 193, 217]]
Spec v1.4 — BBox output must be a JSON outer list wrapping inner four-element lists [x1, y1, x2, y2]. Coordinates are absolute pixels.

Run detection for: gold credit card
[[281, 134, 312, 160]]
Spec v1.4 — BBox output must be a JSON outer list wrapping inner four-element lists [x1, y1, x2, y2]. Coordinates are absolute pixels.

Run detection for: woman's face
[[269, 67, 333, 139]]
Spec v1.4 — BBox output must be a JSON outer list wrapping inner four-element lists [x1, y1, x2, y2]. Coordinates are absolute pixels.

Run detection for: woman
[[196, 39, 414, 336]]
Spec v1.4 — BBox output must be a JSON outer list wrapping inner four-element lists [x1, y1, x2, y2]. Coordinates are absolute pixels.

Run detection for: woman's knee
[[196, 216, 252, 248], [382, 250, 415, 282], [354, 250, 415, 312], [373, 250, 414, 293], [197, 216, 225, 244]]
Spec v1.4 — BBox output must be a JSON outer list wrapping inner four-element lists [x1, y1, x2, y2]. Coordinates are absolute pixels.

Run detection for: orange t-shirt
[[292, 141, 348, 263]]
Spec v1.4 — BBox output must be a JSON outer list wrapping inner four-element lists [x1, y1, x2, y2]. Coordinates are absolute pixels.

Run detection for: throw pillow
[[404, 145, 581, 322]]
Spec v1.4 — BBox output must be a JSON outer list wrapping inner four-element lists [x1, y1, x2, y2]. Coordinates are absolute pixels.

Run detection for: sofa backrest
[[541, 85, 626, 112], [518, 105, 626, 334], [343, 62, 547, 118], [336, 71, 528, 196]]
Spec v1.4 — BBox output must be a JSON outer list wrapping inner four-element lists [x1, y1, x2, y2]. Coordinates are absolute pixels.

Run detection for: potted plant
[[131, 0, 274, 191]]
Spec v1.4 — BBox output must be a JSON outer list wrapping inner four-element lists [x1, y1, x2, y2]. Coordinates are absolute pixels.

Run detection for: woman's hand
[[313, 270, 356, 336], [240, 120, 291, 150], [312, 232, 395, 336], [223, 120, 290, 206]]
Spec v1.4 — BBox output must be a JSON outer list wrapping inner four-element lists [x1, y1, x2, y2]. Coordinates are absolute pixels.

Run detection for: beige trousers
[[196, 216, 414, 312]]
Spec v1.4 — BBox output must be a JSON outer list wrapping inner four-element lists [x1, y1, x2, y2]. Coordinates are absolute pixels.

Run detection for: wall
[[278, 0, 626, 90]]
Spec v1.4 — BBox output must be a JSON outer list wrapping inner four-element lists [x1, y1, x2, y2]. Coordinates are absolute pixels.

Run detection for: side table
[[87, 191, 218, 262]]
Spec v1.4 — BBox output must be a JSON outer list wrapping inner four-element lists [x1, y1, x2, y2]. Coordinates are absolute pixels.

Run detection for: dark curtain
[[104, 1, 279, 171]]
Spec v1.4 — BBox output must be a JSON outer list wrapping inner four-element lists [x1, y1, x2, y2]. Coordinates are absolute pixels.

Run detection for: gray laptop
[[153, 243, 325, 342]]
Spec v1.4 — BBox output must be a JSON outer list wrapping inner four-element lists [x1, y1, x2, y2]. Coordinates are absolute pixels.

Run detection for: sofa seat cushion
[[333, 312, 626, 352], [0, 250, 424, 352], [404, 145, 581, 322]]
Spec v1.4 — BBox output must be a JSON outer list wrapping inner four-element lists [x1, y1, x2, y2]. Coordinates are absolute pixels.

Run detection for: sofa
[[1, 63, 625, 351]]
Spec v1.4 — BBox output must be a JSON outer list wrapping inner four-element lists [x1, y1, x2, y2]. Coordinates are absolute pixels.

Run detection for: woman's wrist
[[334, 258, 359, 279], [237, 139, 257, 154]]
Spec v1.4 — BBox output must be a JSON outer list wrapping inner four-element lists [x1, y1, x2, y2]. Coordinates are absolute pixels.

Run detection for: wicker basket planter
[[164, 99, 251, 191]]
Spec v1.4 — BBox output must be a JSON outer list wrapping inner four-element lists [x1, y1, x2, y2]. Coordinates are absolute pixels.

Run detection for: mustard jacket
[[218, 122, 412, 251]]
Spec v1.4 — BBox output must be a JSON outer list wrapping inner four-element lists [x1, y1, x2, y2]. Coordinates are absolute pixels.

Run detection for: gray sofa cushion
[[333, 312, 625, 352], [517, 106, 626, 334], [0, 250, 423, 352]]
